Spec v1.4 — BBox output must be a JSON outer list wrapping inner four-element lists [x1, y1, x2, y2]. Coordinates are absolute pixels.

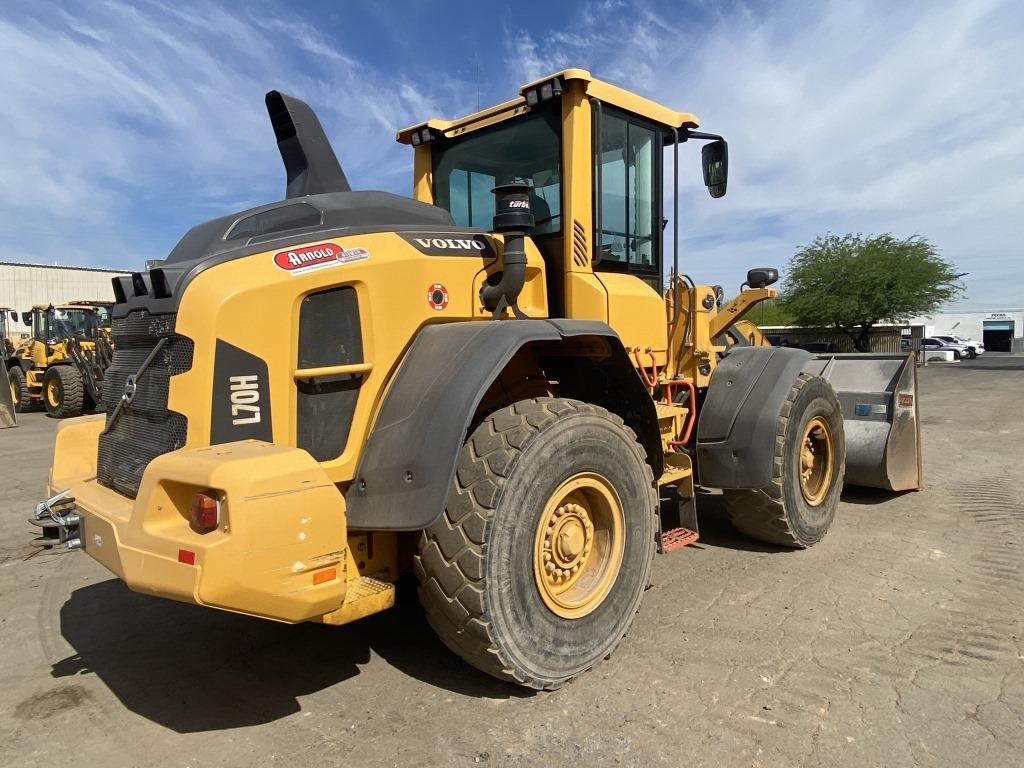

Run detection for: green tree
[[743, 298, 794, 327], [780, 233, 964, 351]]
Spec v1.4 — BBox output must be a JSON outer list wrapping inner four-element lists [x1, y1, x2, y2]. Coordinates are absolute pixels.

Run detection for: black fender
[[345, 319, 660, 530], [696, 346, 813, 489]]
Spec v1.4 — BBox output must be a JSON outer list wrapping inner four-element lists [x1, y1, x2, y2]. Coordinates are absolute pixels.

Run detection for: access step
[[317, 575, 395, 626], [658, 527, 699, 552], [658, 450, 693, 487], [657, 454, 700, 552]]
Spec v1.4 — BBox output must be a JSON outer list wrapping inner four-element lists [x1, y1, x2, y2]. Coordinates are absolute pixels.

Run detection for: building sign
[[985, 312, 1010, 320]]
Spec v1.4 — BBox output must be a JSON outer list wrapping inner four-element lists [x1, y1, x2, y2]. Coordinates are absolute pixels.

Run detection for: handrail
[[668, 127, 681, 331], [592, 98, 603, 265], [293, 361, 372, 380]]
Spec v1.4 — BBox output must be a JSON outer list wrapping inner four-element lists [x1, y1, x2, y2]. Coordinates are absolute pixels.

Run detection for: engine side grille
[[97, 312, 194, 498]]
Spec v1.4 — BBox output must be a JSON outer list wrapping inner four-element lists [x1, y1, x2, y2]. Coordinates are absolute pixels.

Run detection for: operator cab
[[398, 69, 728, 319], [22, 305, 100, 344]]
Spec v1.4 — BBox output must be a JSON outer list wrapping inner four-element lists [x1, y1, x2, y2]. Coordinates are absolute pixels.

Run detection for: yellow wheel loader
[[34, 70, 921, 689], [1, 307, 19, 428], [11, 304, 110, 417], [1, 307, 17, 357]]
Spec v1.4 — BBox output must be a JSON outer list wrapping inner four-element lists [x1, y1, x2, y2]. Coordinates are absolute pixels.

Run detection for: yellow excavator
[[34, 70, 921, 689]]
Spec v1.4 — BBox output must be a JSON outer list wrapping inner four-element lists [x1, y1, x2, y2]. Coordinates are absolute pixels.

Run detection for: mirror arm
[[680, 129, 725, 143]]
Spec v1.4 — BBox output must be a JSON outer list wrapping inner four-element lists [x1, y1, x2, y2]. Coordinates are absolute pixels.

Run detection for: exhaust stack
[[265, 90, 350, 198]]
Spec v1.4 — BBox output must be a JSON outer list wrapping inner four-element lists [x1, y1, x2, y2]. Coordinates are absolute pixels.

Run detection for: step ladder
[[657, 447, 700, 552]]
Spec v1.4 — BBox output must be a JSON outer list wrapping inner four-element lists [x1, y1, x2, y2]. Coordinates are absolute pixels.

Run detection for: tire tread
[[723, 373, 837, 548], [415, 397, 657, 690], [45, 366, 85, 418]]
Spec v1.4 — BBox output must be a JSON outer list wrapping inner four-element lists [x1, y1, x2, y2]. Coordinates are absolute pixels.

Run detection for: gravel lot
[[2, 360, 1022, 767]]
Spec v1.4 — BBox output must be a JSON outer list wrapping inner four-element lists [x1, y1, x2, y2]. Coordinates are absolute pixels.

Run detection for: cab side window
[[594, 109, 661, 289]]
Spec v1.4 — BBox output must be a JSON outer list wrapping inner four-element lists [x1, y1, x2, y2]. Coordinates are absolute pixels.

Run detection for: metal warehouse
[[0, 262, 130, 315]]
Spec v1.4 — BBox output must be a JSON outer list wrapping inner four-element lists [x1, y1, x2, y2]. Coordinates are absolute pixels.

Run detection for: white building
[[910, 309, 1024, 352], [0, 261, 130, 314]]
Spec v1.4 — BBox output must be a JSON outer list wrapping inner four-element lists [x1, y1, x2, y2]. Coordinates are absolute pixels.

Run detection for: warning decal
[[427, 283, 449, 311]]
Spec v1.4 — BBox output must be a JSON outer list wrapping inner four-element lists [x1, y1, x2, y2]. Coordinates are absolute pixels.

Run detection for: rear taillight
[[189, 491, 220, 532]]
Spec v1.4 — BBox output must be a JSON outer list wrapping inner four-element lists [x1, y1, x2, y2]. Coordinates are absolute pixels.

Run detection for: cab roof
[[31, 303, 100, 312], [396, 68, 699, 144]]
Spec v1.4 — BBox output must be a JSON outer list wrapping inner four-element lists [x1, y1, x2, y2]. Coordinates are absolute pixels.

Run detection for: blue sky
[[1, 0, 1021, 309]]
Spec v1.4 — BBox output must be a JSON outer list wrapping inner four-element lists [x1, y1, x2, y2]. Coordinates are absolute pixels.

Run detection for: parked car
[[933, 335, 984, 358], [921, 337, 970, 359]]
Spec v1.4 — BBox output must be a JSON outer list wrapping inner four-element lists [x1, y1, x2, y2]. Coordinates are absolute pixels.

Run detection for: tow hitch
[[30, 490, 84, 550]]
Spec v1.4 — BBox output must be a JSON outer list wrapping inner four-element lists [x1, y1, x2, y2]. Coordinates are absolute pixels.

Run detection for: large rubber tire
[[42, 366, 85, 418], [8, 365, 33, 412], [723, 373, 845, 548], [415, 397, 658, 690]]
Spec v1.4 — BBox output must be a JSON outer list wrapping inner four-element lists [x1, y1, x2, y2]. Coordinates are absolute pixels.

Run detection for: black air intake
[[266, 90, 351, 199], [481, 182, 534, 319]]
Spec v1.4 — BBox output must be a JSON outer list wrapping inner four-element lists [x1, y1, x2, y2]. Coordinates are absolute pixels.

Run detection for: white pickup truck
[[933, 335, 985, 359]]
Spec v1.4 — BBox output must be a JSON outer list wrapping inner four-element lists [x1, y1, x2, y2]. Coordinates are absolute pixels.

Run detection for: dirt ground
[[1, 360, 1022, 768]]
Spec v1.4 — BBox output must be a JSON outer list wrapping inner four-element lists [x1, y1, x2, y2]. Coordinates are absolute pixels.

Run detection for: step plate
[[658, 527, 699, 553], [318, 575, 395, 626]]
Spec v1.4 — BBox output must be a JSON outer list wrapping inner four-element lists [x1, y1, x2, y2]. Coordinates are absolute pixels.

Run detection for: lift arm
[[708, 287, 776, 340]]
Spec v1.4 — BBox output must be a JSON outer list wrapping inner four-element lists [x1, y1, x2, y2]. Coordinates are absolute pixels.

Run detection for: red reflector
[[190, 491, 220, 531], [178, 549, 196, 565], [313, 567, 337, 585]]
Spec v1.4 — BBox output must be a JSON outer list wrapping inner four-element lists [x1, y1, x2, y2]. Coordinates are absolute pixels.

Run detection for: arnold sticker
[[274, 243, 369, 275], [398, 232, 496, 258], [427, 283, 449, 311]]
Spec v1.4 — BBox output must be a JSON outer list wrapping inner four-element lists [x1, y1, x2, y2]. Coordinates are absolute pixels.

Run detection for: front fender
[[696, 346, 812, 489]]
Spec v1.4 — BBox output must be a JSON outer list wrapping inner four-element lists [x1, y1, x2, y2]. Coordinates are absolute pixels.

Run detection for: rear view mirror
[[746, 267, 778, 289], [21, 312, 31, 325], [8, 311, 15, 321], [702, 139, 728, 198]]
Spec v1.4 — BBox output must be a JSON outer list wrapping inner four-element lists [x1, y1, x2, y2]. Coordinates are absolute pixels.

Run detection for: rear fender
[[345, 319, 660, 530]]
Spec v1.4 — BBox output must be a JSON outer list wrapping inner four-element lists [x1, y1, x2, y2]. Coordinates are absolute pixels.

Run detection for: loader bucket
[[801, 352, 921, 491], [0, 365, 16, 429]]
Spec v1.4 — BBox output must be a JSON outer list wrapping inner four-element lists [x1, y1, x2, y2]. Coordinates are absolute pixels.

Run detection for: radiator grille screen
[[97, 311, 193, 498]]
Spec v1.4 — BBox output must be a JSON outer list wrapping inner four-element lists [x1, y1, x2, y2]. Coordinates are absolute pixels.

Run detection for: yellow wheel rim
[[799, 416, 834, 506], [533, 472, 625, 619], [46, 377, 60, 408]]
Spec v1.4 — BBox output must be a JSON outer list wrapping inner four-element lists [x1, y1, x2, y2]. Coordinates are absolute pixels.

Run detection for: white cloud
[[0, 1, 472, 268], [1, 0, 1019, 312], [507, 0, 1023, 309]]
